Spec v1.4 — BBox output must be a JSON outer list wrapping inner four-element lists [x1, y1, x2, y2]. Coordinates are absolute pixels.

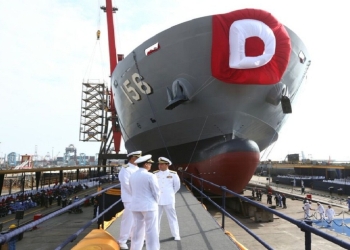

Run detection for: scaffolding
[[79, 81, 107, 142]]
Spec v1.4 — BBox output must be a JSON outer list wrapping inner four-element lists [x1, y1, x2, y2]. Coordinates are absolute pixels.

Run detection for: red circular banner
[[211, 9, 291, 85]]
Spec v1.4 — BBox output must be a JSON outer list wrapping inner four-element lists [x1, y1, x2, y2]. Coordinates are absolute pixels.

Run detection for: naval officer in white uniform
[[130, 155, 160, 250], [118, 150, 142, 250], [154, 156, 181, 240]]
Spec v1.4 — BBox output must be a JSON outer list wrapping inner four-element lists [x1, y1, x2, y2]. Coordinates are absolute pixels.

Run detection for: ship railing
[[0, 183, 122, 249], [249, 175, 350, 206], [179, 170, 350, 250]]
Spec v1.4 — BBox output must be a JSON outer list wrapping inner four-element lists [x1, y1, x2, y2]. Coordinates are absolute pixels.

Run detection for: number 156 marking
[[121, 73, 152, 103]]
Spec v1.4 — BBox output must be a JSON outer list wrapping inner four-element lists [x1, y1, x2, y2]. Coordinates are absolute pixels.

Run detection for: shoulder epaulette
[[153, 170, 160, 174], [122, 165, 129, 168], [169, 170, 178, 174]]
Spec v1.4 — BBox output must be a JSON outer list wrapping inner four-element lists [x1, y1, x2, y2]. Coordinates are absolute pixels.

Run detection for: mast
[[101, 0, 122, 153]]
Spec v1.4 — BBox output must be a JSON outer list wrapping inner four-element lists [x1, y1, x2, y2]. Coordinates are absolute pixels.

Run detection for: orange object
[[71, 229, 120, 250]]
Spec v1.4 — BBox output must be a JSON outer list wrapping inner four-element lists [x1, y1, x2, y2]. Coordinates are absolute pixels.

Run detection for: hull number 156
[[117, 73, 152, 103]]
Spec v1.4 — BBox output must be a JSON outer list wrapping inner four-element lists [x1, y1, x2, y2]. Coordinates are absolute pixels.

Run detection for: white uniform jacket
[[317, 204, 325, 214], [154, 169, 180, 205], [326, 208, 335, 220], [118, 163, 139, 202], [130, 168, 160, 211]]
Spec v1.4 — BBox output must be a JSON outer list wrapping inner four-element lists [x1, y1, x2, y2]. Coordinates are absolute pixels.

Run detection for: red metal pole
[[105, 0, 121, 152], [105, 0, 117, 74]]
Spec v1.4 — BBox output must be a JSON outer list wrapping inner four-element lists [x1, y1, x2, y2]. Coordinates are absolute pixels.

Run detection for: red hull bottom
[[179, 151, 260, 195]]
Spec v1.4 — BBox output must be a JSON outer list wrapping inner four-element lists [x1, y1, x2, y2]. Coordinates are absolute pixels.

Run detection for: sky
[[0, 0, 349, 162]]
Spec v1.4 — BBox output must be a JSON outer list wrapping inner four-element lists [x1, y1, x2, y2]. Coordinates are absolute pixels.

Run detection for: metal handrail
[[180, 170, 350, 250], [55, 192, 122, 250], [0, 183, 121, 246], [4, 171, 350, 249]]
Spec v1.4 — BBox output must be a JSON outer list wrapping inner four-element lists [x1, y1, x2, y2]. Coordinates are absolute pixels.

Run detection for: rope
[[84, 40, 99, 80], [97, 0, 102, 28], [132, 51, 171, 160], [260, 122, 281, 161], [83, 1, 108, 82], [184, 116, 208, 171], [315, 213, 326, 221], [98, 40, 107, 81], [303, 210, 317, 220], [335, 211, 343, 217], [305, 211, 348, 229], [325, 220, 332, 225], [314, 211, 350, 235], [316, 211, 350, 229], [189, 76, 215, 98], [116, 115, 138, 151], [332, 219, 342, 227]]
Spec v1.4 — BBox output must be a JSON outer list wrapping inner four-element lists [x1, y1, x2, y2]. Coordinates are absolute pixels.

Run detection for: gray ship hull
[[111, 9, 311, 193]]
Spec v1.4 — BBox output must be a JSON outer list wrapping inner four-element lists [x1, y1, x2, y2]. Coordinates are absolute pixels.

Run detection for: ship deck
[[106, 185, 240, 249]]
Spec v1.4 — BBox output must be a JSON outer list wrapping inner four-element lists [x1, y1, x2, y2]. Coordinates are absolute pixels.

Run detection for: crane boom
[[101, 0, 122, 153]]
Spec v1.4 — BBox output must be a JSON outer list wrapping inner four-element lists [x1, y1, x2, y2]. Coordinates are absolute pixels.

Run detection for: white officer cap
[[135, 154, 154, 164], [127, 150, 142, 158], [158, 157, 172, 166]]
